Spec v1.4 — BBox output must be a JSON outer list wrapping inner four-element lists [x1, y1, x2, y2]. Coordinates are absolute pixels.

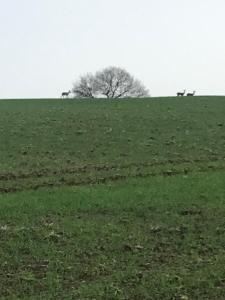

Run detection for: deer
[[61, 90, 71, 98], [177, 89, 186, 97], [187, 91, 196, 96]]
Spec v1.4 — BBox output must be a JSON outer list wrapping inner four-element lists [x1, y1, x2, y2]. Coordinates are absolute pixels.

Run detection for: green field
[[0, 96, 225, 299], [0, 97, 225, 192]]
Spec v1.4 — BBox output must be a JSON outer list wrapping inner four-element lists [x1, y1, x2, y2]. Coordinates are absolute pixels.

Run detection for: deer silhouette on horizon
[[177, 89, 186, 97], [61, 90, 71, 98], [187, 91, 196, 96]]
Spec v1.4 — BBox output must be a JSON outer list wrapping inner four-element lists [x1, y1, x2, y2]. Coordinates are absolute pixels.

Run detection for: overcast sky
[[1, 0, 225, 98]]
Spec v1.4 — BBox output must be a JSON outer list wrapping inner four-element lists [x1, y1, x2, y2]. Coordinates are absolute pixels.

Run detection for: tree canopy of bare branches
[[72, 67, 149, 99], [72, 74, 95, 98]]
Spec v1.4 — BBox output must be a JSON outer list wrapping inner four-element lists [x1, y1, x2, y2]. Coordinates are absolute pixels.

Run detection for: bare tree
[[72, 67, 149, 99], [72, 74, 95, 98], [94, 66, 149, 98]]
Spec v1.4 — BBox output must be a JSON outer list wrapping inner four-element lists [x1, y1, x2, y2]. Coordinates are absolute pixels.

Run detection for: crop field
[[0, 97, 225, 192], [0, 96, 225, 299]]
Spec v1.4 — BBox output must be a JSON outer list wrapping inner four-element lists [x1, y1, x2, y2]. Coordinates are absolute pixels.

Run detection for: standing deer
[[61, 90, 71, 98], [187, 91, 196, 96], [177, 89, 186, 97]]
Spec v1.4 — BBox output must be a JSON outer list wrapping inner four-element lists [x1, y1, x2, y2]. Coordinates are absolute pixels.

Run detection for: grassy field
[[0, 96, 225, 192], [0, 96, 225, 299]]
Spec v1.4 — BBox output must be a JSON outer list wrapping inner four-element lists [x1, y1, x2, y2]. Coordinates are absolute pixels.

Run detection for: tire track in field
[[0, 158, 225, 194], [0, 156, 223, 181]]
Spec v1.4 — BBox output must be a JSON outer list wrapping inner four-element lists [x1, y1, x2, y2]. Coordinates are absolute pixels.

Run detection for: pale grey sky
[[1, 0, 225, 98]]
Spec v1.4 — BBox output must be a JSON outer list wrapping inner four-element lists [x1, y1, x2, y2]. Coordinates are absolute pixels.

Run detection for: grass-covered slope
[[0, 172, 225, 299], [0, 97, 225, 299], [0, 96, 225, 192]]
